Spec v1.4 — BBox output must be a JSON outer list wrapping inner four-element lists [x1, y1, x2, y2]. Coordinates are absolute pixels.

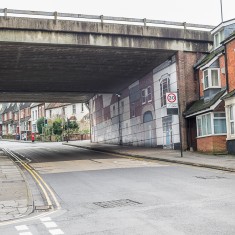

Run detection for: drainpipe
[[116, 94, 123, 145], [223, 46, 229, 92]]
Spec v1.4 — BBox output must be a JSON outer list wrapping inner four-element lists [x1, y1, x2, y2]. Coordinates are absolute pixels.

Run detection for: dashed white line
[[19, 232, 33, 235], [43, 221, 58, 228], [49, 229, 64, 235], [15, 225, 29, 231], [40, 217, 52, 222]]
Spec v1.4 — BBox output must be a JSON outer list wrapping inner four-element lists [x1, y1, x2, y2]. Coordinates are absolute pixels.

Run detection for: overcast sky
[[1, 0, 234, 26]]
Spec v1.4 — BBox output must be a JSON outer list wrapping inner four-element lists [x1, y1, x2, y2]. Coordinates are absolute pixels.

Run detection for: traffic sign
[[166, 92, 178, 109]]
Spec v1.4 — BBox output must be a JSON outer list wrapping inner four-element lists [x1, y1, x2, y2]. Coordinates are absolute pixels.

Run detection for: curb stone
[[63, 143, 235, 173]]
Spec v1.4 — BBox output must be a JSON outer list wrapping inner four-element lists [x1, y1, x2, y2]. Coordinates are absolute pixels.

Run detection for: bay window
[[203, 69, 220, 90], [196, 112, 226, 137], [229, 106, 235, 135]]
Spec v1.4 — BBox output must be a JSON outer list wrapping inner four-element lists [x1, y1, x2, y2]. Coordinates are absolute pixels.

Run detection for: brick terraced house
[[185, 19, 235, 153]]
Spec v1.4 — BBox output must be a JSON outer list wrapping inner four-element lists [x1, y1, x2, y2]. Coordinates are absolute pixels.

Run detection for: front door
[[162, 116, 173, 149]]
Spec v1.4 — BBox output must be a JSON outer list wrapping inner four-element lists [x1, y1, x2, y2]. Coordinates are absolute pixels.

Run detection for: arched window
[[143, 111, 153, 123]]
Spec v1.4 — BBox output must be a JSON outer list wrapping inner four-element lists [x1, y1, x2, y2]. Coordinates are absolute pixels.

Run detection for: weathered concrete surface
[[0, 150, 32, 221], [0, 17, 213, 102]]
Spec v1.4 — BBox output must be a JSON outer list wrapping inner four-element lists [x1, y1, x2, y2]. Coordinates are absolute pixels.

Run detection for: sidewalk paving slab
[[63, 140, 235, 172], [0, 150, 33, 222]]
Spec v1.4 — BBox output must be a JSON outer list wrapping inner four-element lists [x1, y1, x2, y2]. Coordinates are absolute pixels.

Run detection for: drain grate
[[94, 199, 142, 208]]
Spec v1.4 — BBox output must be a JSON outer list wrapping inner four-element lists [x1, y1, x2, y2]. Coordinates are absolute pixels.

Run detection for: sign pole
[[177, 89, 183, 157]]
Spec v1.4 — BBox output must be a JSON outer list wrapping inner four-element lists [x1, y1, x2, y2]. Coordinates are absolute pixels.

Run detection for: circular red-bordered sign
[[167, 93, 176, 103]]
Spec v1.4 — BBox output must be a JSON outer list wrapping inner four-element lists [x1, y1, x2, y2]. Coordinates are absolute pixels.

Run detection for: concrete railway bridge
[[0, 8, 213, 103]]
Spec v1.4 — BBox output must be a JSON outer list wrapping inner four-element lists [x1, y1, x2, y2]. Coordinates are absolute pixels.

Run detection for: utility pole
[[220, 0, 224, 22], [116, 94, 122, 145], [18, 103, 21, 140]]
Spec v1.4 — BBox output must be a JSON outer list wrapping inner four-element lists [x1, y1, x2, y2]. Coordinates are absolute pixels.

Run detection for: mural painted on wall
[[90, 56, 180, 149]]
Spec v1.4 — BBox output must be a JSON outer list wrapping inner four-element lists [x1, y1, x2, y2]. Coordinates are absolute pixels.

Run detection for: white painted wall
[[153, 61, 180, 148]]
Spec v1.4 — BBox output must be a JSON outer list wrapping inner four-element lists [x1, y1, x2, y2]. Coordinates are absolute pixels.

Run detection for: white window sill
[[197, 133, 227, 138], [203, 86, 221, 91]]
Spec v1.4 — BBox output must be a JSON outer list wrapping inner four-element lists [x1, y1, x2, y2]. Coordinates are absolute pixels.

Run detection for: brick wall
[[197, 135, 227, 153], [176, 51, 201, 150], [226, 39, 235, 92]]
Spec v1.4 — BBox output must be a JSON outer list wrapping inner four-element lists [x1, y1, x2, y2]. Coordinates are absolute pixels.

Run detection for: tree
[[37, 117, 45, 134], [52, 118, 63, 135]]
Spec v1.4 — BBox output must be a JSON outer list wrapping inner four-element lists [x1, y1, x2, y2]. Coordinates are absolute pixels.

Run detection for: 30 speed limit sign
[[166, 92, 178, 108]]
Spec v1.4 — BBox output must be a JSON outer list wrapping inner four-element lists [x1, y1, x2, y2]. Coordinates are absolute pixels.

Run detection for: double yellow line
[[3, 148, 61, 210]]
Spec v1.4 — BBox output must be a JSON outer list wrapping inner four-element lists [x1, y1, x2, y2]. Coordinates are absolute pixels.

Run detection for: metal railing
[[0, 8, 214, 30]]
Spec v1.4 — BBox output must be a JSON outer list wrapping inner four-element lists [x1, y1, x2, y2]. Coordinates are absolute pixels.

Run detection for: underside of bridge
[[0, 16, 212, 102], [0, 42, 175, 102]]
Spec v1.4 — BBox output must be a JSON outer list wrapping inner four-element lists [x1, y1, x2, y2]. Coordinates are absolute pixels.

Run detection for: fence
[[0, 8, 214, 30]]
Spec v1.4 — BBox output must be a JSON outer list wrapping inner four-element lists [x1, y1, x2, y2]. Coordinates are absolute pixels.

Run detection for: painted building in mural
[[90, 51, 201, 149]]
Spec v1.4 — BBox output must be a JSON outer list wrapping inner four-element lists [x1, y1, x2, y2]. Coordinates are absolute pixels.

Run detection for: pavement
[[0, 149, 33, 222], [64, 140, 235, 172]]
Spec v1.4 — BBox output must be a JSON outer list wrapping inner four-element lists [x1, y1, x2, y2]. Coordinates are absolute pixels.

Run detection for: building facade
[[89, 51, 202, 149]]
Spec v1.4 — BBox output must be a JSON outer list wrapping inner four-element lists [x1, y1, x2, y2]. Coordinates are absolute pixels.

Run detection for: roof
[[211, 18, 235, 34], [45, 103, 70, 110], [184, 89, 226, 117], [222, 89, 235, 100], [194, 46, 224, 69], [222, 31, 235, 45], [20, 103, 32, 110], [1, 103, 18, 114]]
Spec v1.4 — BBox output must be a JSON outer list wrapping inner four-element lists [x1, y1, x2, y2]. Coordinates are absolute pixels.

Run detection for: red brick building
[[185, 19, 235, 154]]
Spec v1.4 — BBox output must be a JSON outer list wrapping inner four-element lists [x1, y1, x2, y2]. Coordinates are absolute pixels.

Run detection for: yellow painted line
[[10, 148, 61, 209], [25, 163, 61, 209], [4, 148, 53, 208]]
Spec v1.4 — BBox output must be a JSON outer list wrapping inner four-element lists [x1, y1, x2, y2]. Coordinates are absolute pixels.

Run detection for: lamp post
[[18, 103, 21, 140]]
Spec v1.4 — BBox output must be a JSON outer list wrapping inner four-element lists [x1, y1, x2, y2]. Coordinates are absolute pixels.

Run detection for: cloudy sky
[[1, 0, 234, 26]]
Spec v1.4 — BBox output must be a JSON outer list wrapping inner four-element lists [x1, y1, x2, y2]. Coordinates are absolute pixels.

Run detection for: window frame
[[196, 112, 226, 137], [203, 68, 221, 90], [228, 105, 235, 136], [160, 77, 170, 107]]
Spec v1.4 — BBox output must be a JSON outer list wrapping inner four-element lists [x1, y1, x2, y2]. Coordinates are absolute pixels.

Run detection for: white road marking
[[19, 232, 33, 235], [43, 221, 58, 228], [15, 225, 29, 231], [40, 217, 52, 222], [49, 229, 64, 235]]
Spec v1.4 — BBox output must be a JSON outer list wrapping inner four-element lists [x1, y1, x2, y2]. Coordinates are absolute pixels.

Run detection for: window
[[160, 77, 170, 106], [131, 103, 135, 118], [49, 110, 52, 118], [213, 113, 226, 134], [112, 105, 115, 116], [203, 69, 220, 90], [81, 103, 84, 112], [35, 110, 38, 120], [143, 111, 153, 123], [72, 104, 76, 114], [147, 86, 152, 102], [197, 112, 226, 137], [141, 89, 146, 104], [32, 111, 34, 121], [214, 30, 224, 49], [197, 113, 212, 137], [121, 101, 124, 114], [229, 106, 234, 135], [142, 86, 152, 104]]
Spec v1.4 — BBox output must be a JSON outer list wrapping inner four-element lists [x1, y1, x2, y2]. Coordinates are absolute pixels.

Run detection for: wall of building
[[197, 135, 227, 153], [90, 55, 195, 148], [46, 103, 88, 122], [226, 39, 235, 92]]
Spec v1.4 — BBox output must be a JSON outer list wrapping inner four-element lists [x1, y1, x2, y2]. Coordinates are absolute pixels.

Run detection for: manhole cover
[[94, 199, 142, 208]]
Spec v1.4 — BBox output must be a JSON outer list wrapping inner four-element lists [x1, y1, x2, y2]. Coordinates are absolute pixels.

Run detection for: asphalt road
[[1, 141, 235, 235]]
